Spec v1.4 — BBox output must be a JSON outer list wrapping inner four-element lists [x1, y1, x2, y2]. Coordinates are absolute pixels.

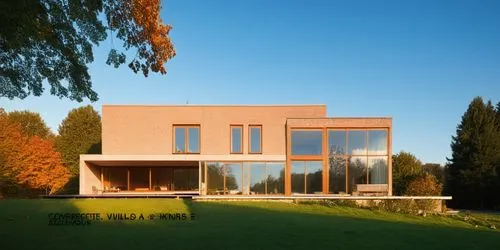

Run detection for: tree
[[446, 97, 500, 208], [14, 136, 70, 195], [56, 105, 101, 176], [392, 151, 423, 195], [421, 163, 444, 184], [0, 0, 175, 102], [0, 111, 26, 197], [7, 110, 54, 139]]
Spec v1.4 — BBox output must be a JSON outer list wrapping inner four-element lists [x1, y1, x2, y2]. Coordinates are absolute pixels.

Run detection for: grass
[[0, 199, 499, 250]]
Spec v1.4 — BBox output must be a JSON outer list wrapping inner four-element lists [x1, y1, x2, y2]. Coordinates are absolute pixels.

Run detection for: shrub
[[405, 173, 443, 212]]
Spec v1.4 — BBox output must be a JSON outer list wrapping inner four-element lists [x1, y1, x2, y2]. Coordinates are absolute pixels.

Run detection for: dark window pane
[[329, 155, 347, 194], [306, 161, 323, 194], [348, 130, 367, 155], [291, 130, 323, 155], [225, 163, 242, 194], [174, 127, 185, 153], [368, 157, 387, 184], [231, 127, 242, 153], [129, 168, 149, 191], [250, 127, 261, 153], [348, 157, 367, 193], [328, 130, 347, 155], [105, 168, 128, 191], [267, 163, 285, 194], [368, 130, 387, 155], [207, 163, 224, 195], [291, 161, 305, 194], [249, 163, 266, 195], [188, 127, 200, 153], [174, 167, 198, 191]]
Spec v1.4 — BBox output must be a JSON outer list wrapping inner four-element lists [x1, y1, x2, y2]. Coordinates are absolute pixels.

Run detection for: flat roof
[[102, 104, 327, 108]]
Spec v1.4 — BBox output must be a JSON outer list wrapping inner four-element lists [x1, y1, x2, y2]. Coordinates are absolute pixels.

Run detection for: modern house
[[80, 105, 392, 196]]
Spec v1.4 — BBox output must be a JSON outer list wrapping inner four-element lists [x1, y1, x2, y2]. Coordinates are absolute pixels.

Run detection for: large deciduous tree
[[446, 97, 500, 208], [7, 110, 54, 139], [392, 151, 423, 195], [55, 105, 101, 176], [0, 0, 175, 102], [15, 136, 70, 195]]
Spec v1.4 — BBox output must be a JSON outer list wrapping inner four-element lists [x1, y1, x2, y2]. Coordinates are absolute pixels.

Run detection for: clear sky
[[1, 0, 499, 164]]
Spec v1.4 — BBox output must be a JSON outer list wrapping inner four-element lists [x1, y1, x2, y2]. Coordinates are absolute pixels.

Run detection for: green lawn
[[0, 199, 498, 250]]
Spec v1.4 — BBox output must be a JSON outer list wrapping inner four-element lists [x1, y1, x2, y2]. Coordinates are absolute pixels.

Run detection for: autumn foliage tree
[[0, 109, 69, 197], [14, 137, 70, 195], [0, 0, 175, 102]]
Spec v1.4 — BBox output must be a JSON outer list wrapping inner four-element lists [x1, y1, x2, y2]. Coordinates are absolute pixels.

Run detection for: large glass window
[[248, 163, 266, 195], [328, 130, 347, 155], [368, 130, 387, 155], [225, 163, 243, 194], [291, 161, 323, 194], [207, 163, 224, 195], [174, 125, 200, 153], [368, 157, 387, 184], [348, 130, 367, 155], [266, 163, 285, 194], [231, 125, 243, 153], [207, 162, 285, 195], [329, 155, 347, 194], [291, 130, 323, 155], [249, 125, 262, 153], [348, 156, 368, 193]]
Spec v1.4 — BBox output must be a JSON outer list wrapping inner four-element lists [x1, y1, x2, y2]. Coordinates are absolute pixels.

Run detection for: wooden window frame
[[248, 125, 263, 154], [230, 125, 244, 154], [173, 125, 201, 154]]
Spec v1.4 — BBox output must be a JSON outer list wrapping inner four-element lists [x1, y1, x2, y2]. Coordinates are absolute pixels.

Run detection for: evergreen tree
[[447, 97, 500, 208]]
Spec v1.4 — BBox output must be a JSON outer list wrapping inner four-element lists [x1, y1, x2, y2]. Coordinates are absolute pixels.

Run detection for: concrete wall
[[102, 105, 326, 155], [79, 159, 101, 195]]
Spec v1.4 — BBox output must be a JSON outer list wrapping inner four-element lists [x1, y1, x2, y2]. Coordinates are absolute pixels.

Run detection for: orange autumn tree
[[0, 110, 26, 196], [14, 137, 70, 195]]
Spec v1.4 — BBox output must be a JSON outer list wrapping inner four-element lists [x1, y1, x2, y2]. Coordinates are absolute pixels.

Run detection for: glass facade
[[205, 162, 285, 195], [291, 161, 322, 194], [291, 130, 322, 155], [326, 129, 389, 194]]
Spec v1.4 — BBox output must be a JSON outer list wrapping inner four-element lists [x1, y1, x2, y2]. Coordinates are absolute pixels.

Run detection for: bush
[[378, 200, 415, 213], [405, 173, 443, 212]]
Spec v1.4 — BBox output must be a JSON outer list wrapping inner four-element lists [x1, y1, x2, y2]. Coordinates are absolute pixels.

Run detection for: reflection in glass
[[348, 130, 367, 155], [129, 168, 149, 190], [225, 163, 242, 194], [291, 130, 323, 155], [267, 163, 285, 194], [174, 167, 198, 191], [368, 130, 387, 155], [104, 168, 128, 191], [187, 127, 200, 153], [369, 157, 387, 184], [174, 127, 185, 153], [348, 156, 367, 193], [250, 126, 262, 153], [329, 155, 346, 194], [249, 163, 266, 195], [207, 162, 224, 195], [291, 161, 305, 194], [328, 130, 347, 155], [231, 126, 242, 153], [306, 161, 323, 194]]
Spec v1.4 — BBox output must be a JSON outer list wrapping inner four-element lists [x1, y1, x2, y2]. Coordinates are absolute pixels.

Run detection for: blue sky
[[1, 0, 499, 164]]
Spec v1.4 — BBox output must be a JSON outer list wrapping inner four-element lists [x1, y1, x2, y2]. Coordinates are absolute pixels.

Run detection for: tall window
[[291, 161, 322, 194], [173, 125, 200, 153], [327, 129, 388, 194], [249, 125, 262, 154], [230, 125, 243, 154]]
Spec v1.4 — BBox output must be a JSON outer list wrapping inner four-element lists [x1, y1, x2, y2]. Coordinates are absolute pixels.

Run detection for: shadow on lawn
[[181, 200, 500, 250], [1, 199, 499, 250]]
